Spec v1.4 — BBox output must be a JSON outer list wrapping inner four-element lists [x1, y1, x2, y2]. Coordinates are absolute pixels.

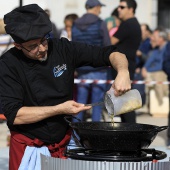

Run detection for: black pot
[[65, 116, 168, 152]]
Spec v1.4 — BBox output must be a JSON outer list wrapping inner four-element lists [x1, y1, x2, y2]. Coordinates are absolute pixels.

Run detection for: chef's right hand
[[59, 100, 92, 115], [111, 69, 131, 96]]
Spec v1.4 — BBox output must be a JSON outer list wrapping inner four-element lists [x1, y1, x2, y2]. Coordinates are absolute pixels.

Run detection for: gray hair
[[155, 27, 169, 41]]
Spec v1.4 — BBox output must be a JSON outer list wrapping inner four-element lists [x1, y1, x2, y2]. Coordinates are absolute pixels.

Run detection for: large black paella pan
[[65, 116, 168, 152]]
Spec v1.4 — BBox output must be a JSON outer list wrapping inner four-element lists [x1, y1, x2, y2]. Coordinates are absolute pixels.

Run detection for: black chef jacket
[[0, 38, 116, 144]]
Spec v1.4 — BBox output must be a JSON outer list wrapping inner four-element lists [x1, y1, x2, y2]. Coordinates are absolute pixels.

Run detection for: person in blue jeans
[[72, 0, 111, 121], [76, 71, 107, 121]]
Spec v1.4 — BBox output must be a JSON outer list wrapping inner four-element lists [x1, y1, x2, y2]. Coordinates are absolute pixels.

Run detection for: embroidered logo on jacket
[[53, 64, 67, 77]]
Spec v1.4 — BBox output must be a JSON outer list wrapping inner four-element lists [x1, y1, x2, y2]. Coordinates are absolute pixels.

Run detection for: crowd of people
[[0, 0, 170, 169]]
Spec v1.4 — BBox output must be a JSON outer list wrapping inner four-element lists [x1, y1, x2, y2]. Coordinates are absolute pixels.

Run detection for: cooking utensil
[[85, 101, 104, 107], [85, 89, 142, 116], [65, 116, 168, 151], [105, 88, 142, 116]]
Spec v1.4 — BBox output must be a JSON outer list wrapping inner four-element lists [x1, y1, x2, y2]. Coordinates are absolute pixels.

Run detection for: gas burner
[[66, 148, 167, 162]]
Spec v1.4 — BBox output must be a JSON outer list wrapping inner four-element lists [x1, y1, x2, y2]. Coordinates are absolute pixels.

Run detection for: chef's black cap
[[4, 4, 52, 43]]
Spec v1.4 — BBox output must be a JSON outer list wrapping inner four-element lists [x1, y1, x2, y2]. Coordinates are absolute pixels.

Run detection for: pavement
[[0, 113, 170, 170]]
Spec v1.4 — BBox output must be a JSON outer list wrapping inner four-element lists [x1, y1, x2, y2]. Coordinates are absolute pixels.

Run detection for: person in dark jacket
[[72, 0, 111, 122], [0, 4, 131, 170]]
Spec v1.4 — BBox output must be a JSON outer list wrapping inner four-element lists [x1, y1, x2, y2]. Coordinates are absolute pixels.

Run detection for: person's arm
[[141, 67, 147, 79], [136, 50, 142, 57], [143, 51, 156, 72], [69, 39, 130, 95], [111, 36, 119, 45], [109, 52, 131, 96], [14, 100, 91, 125]]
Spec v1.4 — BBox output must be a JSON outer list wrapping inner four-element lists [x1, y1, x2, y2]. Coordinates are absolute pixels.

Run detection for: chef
[[0, 4, 131, 170]]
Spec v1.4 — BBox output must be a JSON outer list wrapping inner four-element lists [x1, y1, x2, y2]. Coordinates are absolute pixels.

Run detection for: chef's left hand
[[58, 100, 92, 115], [111, 70, 131, 96]]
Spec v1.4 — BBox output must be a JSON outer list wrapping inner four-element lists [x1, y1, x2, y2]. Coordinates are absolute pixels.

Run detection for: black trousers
[[120, 111, 136, 123]]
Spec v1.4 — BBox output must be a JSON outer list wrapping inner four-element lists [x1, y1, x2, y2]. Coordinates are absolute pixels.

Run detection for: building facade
[[0, 0, 169, 32]]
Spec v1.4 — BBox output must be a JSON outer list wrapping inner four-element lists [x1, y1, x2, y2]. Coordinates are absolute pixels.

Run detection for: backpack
[[72, 19, 103, 46]]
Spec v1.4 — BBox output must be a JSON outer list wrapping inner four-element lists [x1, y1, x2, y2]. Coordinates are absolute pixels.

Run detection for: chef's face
[[15, 36, 49, 62]]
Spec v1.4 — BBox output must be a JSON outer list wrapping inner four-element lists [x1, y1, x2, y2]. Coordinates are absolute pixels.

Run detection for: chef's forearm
[[13, 100, 91, 125], [14, 105, 60, 125], [109, 52, 129, 73]]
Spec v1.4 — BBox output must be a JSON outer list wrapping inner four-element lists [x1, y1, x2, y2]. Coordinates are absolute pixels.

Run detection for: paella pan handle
[[149, 126, 168, 133], [141, 148, 167, 160]]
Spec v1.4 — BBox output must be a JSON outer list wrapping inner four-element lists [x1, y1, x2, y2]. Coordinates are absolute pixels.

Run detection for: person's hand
[[136, 50, 142, 57], [58, 100, 91, 115], [135, 68, 141, 74], [111, 70, 131, 96], [141, 67, 147, 78]]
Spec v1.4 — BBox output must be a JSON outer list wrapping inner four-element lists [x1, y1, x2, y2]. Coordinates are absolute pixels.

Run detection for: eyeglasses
[[20, 36, 50, 54], [118, 5, 128, 10]]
